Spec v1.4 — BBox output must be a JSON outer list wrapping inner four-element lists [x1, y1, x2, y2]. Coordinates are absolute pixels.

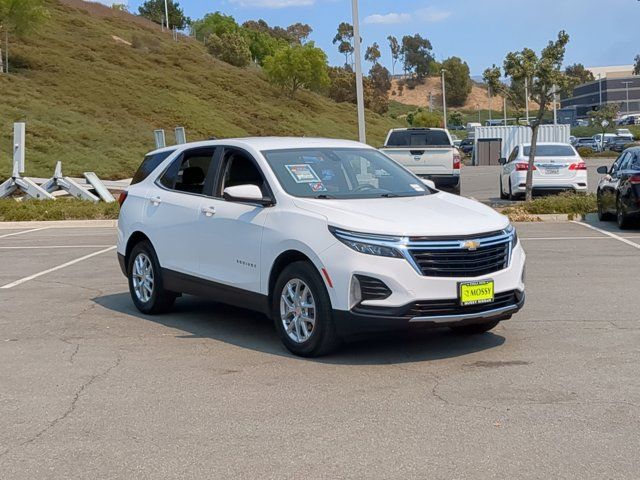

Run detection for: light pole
[[164, 0, 170, 29], [552, 85, 557, 125], [622, 81, 633, 114], [503, 97, 507, 126], [476, 104, 480, 123], [598, 73, 603, 107], [441, 69, 447, 129], [488, 85, 492, 121], [351, 0, 366, 143]]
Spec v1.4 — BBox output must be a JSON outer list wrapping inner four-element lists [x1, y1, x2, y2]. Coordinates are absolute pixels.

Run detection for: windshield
[[523, 145, 575, 157], [386, 130, 451, 147], [261, 148, 432, 199]]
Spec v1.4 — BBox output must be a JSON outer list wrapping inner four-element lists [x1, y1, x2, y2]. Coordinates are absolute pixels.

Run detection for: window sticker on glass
[[286, 164, 321, 183], [410, 183, 425, 191], [310, 182, 327, 192]]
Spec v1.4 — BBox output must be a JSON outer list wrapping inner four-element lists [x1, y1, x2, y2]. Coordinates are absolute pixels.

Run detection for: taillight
[[117, 191, 128, 207], [630, 175, 640, 184], [569, 161, 587, 170], [515, 163, 537, 171], [453, 150, 461, 170]]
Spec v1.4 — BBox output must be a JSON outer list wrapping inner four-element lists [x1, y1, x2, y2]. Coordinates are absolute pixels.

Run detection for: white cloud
[[363, 13, 412, 25], [229, 0, 315, 7], [363, 7, 451, 26], [416, 7, 451, 23]]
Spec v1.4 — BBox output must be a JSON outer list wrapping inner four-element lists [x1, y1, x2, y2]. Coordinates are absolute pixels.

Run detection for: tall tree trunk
[[0, 26, 4, 74], [525, 123, 538, 202]]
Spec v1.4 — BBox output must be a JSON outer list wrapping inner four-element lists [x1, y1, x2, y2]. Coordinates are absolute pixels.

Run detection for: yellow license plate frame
[[459, 280, 495, 306]]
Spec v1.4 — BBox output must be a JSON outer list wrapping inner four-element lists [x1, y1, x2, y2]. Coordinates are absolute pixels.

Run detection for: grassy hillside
[[0, 0, 400, 180]]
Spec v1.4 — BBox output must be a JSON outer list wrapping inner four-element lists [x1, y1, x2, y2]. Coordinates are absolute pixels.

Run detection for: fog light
[[349, 276, 362, 309]]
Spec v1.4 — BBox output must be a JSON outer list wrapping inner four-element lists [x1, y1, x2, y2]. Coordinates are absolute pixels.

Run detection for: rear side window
[[386, 130, 451, 147], [158, 147, 218, 195], [131, 151, 175, 185]]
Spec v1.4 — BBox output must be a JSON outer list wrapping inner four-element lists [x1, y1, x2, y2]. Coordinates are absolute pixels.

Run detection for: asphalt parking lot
[[1, 220, 639, 479], [462, 157, 613, 205]]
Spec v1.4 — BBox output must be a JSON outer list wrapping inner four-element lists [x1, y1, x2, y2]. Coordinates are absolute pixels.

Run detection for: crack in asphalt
[[0, 354, 122, 461]]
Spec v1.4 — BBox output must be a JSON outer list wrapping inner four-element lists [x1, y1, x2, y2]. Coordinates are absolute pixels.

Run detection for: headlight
[[329, 227, 403, 258], [505, 223, 518, 246]]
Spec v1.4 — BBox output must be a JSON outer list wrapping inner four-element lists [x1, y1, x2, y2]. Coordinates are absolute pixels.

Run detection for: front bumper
[[333, 291, 525, 336]]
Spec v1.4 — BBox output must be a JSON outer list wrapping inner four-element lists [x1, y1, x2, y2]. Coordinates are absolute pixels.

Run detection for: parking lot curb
[[0, 219, 117, 229]]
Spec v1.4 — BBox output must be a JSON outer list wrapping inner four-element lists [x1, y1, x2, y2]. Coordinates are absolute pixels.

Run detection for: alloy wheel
[[280, 278, 316, 343], [132, 253, 154, 303]]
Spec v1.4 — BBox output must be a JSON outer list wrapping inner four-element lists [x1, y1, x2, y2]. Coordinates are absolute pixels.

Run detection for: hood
[[293, 192, 509, 237]]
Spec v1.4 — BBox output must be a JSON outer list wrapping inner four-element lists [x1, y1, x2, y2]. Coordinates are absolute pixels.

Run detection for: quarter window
[[131, 150, 175, 185]]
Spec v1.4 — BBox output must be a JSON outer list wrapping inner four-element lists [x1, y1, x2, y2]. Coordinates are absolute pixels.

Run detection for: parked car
[[596, 146, 640, 228], [608, 136, 636, 153], [576, 119, 590, 127], [594, 133, 619, 151], [380, 128, 461, 194], [117, 137, 526, 357], [574, 137, 597, 151], [616, 128, 634, 139], [453, 139, 462, 148], [499, 142, 587, 200], [459, 138, 474, 155]]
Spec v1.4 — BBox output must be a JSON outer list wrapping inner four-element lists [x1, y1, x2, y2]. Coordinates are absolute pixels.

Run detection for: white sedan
[[499, 142, 588, 200]]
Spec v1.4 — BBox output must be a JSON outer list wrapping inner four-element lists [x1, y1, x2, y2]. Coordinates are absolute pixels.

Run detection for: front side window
[[262, 148, 432, 199], [158, 147, 217, 195], [218, 148, 269, 197], [523, 145, 576, 157]]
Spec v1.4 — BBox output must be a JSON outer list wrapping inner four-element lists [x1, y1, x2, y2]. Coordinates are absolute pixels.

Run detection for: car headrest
[[182, 166, 205, 185]]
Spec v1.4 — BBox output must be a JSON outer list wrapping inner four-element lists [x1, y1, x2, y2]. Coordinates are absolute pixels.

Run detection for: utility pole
[[164, 0, 170, 30], [441, 69, 447, 129], [428, 91, 433, 112], [503, 97, 507, 126], [488, 85, 492, 121], [598, 73, 603, 107], [351, 0, 366, 143], [524, 77, 530, 124], [622, 81, 633, 114], [552, 85, 558, 125]]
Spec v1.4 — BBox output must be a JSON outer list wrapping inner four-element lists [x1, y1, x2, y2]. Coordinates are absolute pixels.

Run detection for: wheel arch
[[268, 250, 314, 301], [125, 231, 152, 268]]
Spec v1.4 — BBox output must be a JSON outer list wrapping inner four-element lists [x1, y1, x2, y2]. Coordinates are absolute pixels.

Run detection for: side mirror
[[596, 166, 609, 175], [223, 184, 272, 206], [498, 158, 507, 165], [420, 178, 436, 189]]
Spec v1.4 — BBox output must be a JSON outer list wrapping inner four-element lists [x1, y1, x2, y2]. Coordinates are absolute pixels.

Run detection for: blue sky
[[105, 0, 638, 75]]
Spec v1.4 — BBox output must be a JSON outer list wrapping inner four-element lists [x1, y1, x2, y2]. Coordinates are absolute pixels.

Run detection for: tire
[[508, 180, 521, 201], [272, 261, 340, 357], [450, 319, 501, 335], [616, 196, 633, 230], [127, 240, 177, 314], [597, 195, 613, 221], [499, 176, 508, 200]]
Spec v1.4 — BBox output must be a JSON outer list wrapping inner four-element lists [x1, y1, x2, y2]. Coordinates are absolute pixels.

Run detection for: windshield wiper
[[314, 194, 336, 199], [379, 193, 400, 198]]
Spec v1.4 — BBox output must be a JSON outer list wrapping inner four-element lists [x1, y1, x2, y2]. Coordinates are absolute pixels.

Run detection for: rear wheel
[[450, 319, 501, 335], [128, 241, 177, 314], [499, 176, 508, 200], [272, 262, 340, 357], [616, 196, 633, 229], [508, 180, 521, 201], [597, 194, 613, 221]]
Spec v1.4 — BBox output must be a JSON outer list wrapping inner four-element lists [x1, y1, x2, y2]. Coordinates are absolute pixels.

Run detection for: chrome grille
[[406, 231, 513, 278]]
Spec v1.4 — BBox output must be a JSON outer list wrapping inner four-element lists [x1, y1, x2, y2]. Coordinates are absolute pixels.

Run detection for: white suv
[[117, 138, 525, 356]]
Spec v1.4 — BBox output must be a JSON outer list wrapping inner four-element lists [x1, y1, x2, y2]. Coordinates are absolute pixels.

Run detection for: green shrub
[[0, 199, 119, 222], [501, 192, 597, 218]]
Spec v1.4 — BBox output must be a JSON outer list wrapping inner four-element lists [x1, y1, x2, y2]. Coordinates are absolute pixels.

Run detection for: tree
[[364, 42, 381, 66], [332, 22, 354, 67], [191, 12, 238, 41], [263, 42, 329, 97], [326, 66, 389, 114], [588, 103, 620, 148], [449, 110, 464, 127], [286, 22, 312, 44], [442, 56, 472, 107], [387, 35, 400, 75], [0, 0, 47, 74], [401, 34, 433, 78], [634, 55, 640, 76], [207, 32, 252, 68], [407, 109, 443, 128], [138, 0, 190, 30], [369, 63, 391, 95], [564, 63, 594, 95], [483, 31, 571, 201]]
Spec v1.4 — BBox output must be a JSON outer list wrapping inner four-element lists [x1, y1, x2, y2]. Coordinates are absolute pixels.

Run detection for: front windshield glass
[[261, 148, 432, 199], [523, 145, 575, 157]]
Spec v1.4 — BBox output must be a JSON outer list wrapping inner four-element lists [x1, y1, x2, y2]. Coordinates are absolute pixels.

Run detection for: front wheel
[[128, 241, 177, 314], [450, 319, 501, 335], [597, 194, 613, 221], [616, 197, 633, 229], [272, 262, 340, 357]]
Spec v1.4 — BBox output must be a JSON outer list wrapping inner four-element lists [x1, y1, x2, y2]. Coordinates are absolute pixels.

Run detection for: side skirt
[[162, 268, 270, 316]]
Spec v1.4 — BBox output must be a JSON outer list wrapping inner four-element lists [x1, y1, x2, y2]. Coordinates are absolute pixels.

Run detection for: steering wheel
[[353, 184, 377, 192]]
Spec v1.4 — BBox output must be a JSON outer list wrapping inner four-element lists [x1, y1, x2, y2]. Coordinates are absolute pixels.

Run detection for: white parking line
[[0, 245, 113, 250], [521, 236, 618, 240], [571, 221, 640, 250], [0, 227, 49, 239], [0, 246, 117, 289]]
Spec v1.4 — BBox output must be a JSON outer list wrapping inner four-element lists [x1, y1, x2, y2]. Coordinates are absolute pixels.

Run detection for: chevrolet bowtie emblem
[[462, 240, 480, 251]]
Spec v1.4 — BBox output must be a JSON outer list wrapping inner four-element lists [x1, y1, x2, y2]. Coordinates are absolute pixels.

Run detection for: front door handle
[[150, 196, 162, 206], [201, 206, 216, 217]]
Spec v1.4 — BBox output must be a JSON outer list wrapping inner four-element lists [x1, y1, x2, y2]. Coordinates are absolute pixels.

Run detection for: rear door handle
[[150, 196, 162, 206], [201, 206, 216, 217]]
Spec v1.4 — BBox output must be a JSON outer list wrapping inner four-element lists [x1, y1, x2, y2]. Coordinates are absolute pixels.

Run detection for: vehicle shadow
[[93, 293, 506, 366]]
